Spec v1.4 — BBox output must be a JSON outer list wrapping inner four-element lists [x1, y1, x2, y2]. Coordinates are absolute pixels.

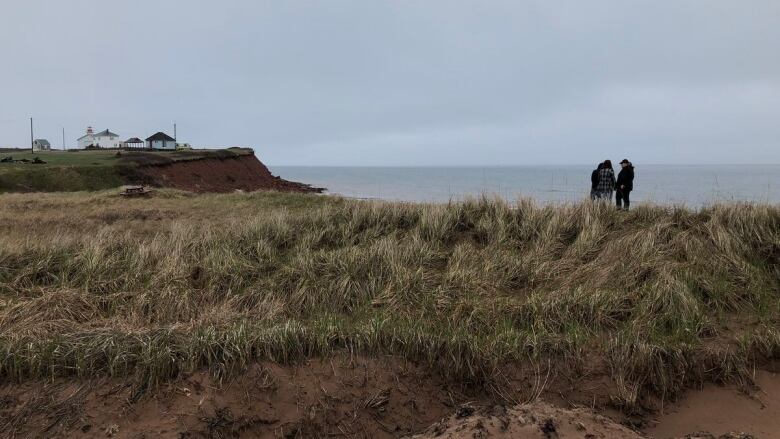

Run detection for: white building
[[33, 139, 51, 151], [76, 127, 122, 149], [145, 132, 176, 150]]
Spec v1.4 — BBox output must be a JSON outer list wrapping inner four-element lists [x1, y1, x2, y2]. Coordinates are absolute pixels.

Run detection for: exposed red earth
[[127, 153, 323, 194], [2, 355, 775, 438]]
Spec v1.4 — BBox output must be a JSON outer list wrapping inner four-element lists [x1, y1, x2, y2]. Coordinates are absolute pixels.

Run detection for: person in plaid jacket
[[590, 162, 603, 200], [595, 160, 616, 200]]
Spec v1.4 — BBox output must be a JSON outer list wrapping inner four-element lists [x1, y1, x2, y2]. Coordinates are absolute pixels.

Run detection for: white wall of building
[[147, 139, 176, 150], [33, 140, 51, 151], [77, 135, 93, 149], [76, 131, 122, 149], [94, 134, 121, 149]]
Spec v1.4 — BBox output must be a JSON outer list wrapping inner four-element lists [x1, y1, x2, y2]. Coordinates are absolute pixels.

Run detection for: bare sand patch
[[645, 370, 780, 438]]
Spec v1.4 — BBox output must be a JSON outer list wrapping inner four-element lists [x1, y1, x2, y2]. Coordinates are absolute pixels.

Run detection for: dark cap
[[619, 159, 630, 164]]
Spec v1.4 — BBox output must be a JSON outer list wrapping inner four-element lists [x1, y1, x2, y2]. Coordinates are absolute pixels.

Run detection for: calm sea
[[269, 165, 780, 206]]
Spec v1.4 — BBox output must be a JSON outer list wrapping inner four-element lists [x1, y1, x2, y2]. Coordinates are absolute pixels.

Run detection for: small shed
[[124, 137, 145, 149], [145, 132, 176, 150], [33, 139, 51, 151]]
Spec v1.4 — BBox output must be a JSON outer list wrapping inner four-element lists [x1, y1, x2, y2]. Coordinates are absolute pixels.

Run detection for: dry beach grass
[[0, 190, 778, 419]]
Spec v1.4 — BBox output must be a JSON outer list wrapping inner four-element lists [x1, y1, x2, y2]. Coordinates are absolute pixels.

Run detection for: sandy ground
[[407, 401, 643, 439], [645, 370, 780, 438], [1, 357, 777, 438]]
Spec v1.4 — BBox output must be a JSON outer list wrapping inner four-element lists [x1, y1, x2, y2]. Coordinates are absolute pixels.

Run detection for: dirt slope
[[0, 357, 474, 438], [1, 357, 774, 438], [126, 153, 322, 193]]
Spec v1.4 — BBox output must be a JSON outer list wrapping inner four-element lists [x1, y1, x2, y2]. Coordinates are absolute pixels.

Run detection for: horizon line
[[268, 163, 780, 168]]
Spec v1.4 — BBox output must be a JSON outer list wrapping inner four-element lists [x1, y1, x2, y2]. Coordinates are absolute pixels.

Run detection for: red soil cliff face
[[130, 155, 322, 193]]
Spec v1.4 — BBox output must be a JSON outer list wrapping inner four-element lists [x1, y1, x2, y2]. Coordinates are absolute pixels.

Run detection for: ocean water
[[269, 165, 780, 206]]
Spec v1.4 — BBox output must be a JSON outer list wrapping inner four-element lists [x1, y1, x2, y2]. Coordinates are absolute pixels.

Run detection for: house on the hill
[[77, 127, 122, 149], [33, 139, 51, 151], [124, 137, 145, 149], [146, 132, 176, 150]]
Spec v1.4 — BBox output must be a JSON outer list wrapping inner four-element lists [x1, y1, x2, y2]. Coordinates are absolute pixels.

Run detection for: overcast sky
[[1, 1, 778, 165]]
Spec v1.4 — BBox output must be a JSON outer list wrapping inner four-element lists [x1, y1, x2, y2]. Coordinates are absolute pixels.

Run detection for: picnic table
[[119, 186, 153, 197]]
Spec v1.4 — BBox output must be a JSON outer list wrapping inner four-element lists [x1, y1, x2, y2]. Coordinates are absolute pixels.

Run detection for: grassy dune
[[0, 191, 778, 408]]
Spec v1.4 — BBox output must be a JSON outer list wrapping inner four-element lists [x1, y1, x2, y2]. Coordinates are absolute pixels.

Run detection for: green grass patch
[[0, 148, 255, 192]]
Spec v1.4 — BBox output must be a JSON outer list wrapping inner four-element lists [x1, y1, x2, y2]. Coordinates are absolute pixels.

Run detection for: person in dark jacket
[[615, 159, 634, 210], [590, 162, 603, 200], [596, 160, 616, 201]]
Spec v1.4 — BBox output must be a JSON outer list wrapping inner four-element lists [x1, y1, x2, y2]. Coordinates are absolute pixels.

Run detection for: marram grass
[[0, 190, 778, 406]]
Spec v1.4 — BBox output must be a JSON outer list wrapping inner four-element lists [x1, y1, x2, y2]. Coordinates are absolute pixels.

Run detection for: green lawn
[[0, 148, 255, 192], [0, 148, 253, 168], [0, 149, 121, 168]]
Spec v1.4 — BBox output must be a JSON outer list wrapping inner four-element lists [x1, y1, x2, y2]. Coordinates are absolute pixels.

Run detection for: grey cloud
[[1, 0, 778, 165]]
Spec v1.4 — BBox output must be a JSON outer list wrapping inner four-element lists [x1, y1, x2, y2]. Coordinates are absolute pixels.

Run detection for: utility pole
[[30, 117, 34, 154], [173, 122, 177, 142], [62, 127, 66, 150]]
